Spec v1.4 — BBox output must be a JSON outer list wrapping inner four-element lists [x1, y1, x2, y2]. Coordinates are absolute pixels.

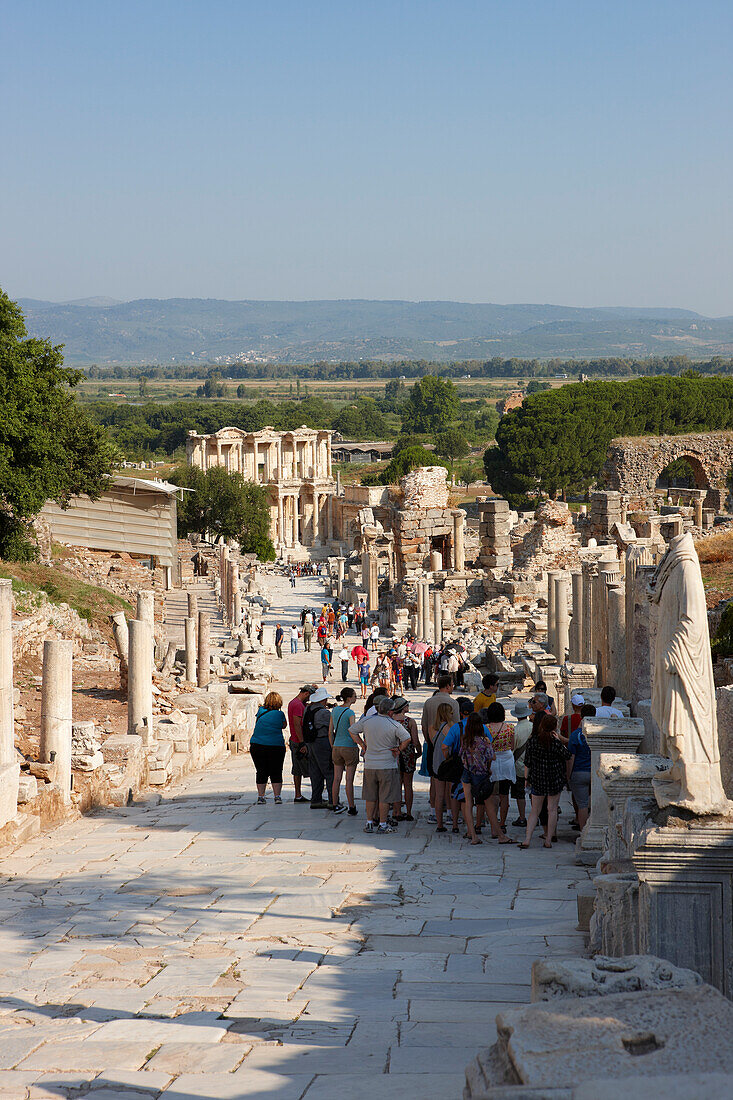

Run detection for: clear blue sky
[[2, 0, 732, 314]]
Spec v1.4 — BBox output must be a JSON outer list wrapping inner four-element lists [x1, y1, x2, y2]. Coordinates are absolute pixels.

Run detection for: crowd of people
[[249, 656, 623, 847]]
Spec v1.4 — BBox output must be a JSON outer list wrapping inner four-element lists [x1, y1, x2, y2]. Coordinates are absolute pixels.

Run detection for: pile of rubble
[[512, 500, 582, 572]]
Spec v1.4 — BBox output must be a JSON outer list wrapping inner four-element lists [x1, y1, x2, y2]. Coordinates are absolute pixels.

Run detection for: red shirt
[[287, 697, 305, 742], [560, 713, 582, 737]]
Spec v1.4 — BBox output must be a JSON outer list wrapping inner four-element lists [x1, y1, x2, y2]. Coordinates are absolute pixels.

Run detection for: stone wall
[[603, 432, 733, 510], [400, 466, 449, 509]]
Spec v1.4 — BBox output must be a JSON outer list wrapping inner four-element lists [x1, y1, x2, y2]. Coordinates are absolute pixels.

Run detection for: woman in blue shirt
[[250, 691, 287, 805], [566, 703, 594, 830], [330, 688, 364, 815]]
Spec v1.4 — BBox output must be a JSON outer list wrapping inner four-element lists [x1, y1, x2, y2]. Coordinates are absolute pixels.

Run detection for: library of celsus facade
[[186, 426, 337, 551]]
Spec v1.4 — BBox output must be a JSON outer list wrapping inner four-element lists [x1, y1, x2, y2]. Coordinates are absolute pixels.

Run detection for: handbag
[[470, 772, 494, 803], [436, 754, 463, 783]]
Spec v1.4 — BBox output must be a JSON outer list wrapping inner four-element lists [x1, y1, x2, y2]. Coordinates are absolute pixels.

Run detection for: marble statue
[[650, 532, 728, 813]]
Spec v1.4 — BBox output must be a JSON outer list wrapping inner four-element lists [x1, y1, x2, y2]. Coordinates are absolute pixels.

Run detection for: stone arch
[[603, 432, 733, 511], [654, 453, 709, 493]]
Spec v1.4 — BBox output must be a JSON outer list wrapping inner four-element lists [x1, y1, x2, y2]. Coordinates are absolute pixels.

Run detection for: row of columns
[[276, 491, 335, 548], [196, 434, 333, 481], [415, 579, 443, 645]]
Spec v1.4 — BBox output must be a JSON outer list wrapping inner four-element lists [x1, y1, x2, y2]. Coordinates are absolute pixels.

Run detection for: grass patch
[[696, 530, 733, 564], [0, 562, 132, 628]]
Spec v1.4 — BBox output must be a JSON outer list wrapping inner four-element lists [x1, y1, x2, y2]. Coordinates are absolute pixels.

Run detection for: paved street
[[0, 573, 589, 1099]]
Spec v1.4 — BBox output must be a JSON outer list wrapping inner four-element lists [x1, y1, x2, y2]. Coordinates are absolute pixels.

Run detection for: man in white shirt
[[338, 646, 350, 682], [351, 696, 409, 833], [289, 624, 300, 654], [369, 622, 380, 651], [595, 685, 623, 719]]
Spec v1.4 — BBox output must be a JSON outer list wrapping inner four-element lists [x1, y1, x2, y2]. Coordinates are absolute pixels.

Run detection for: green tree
[[435, 428, 469, 483], [456, 457, 484, 489], [0, 291, 117, 559], [401, 375, 460, 434], [170, 465, 275, 560], [382, 378, 406, 412], [362, 445, 448, 486], [332, 398, 388, 440], [138, 374, 149, 397]]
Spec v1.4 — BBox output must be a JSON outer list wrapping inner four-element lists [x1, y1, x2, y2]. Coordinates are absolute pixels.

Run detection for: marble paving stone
[[164, 1069, 314, 1099], [146, 1042, 249, 1074], [302, 1072, 463, 1099], [18, 1040, 152, 1072]]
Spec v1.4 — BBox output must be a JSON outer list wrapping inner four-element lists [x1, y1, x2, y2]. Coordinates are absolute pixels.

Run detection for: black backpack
[[302, 705, 318, 743]]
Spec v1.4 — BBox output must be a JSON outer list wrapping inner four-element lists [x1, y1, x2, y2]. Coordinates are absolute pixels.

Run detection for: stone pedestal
[[630, 811, 733, 998], [578, 717, 644, 855], [197, 612, 210, 689], [598, 752, 671, 872], [560, 663, 597, 715], [40, 639, 73, 803], [429, 549, 442, 572], [128, 620, 153, 738]]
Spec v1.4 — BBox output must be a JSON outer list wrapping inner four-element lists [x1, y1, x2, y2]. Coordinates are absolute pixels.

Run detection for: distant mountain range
[[14, 297, 733, 364]]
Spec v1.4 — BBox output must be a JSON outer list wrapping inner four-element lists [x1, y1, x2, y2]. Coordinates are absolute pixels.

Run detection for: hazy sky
[[2, 0, 732, 314]]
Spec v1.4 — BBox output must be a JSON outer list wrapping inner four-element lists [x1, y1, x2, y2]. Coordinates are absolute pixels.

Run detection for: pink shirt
[[287, 697, 305, 742]]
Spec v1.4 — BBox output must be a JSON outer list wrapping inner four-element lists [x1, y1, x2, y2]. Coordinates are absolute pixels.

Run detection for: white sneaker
[[363, 821, 376, 833], [427, 811, 437, 824]]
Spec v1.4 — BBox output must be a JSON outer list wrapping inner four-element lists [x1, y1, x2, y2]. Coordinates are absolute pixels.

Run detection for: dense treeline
[[485, 375, 733, 504], [86, 354, 733, 383]]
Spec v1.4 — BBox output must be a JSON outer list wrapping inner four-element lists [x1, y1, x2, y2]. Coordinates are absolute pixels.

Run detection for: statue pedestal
[[630, 810, 733, 998], [599, 752, 671, 872], [577, 718, 644, 857]]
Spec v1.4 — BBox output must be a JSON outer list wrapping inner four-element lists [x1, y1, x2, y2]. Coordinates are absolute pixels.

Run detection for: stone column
[[581, 561, 596, 664], [127, 619, 153, 738], [110, 610, 129, 689], [336, 558, 345, 599], [232, 566, 241, 630], [430, 549, 443, 572], [433, 589, 443, 646], [554, 574, 570, 664], [197, 611, 210, 688], [327, 494, 334, 543], [136, 590, 154, 631], [277, 495, 284, 546], [607, 583, 627, 698], [578, 717, 644, 856], [694, 494, 704, 527], [0, 580, 14, 769], [368, 554, 379, 613], [187, 592, 198, 619], [423, 582, 432, 643], [569, 570, 583, 662], [546, 570, 560, 658], [313, 492, 320, 545], [416, 580, 424, 639], [184, 616, 197, 682], [453, 510, 466, 571], [39, 639, 73, 803], [625, 549, 654, 709]]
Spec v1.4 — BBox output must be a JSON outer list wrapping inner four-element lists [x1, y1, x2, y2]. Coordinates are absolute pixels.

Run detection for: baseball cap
[[571, 693, 585, 706], [299, 684, 316, 694]]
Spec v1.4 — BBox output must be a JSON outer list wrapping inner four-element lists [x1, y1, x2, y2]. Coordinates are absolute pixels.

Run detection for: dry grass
[[695, 530, 733, 564]]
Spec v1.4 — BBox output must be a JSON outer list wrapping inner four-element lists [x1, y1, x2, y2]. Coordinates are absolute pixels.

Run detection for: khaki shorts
[[332, 745, 359, 768], [362, 767, 401, 804]]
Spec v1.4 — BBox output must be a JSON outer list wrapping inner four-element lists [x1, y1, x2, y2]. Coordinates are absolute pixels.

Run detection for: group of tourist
[[249, 665, 623, 848]]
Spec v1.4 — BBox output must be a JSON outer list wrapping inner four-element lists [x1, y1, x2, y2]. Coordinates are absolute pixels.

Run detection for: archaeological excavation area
[[2, 429, 733, 1098]]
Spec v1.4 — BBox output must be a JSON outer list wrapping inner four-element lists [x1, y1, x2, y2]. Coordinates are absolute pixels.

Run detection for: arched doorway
[[656, 455, 708, 493]]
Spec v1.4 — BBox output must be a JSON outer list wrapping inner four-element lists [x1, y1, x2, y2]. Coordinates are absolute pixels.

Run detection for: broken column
[[136, 589, 154, 630], [416, 580, 424, 639], [127, 618, 153, 739], [187, 591, 198, 619], [453, 510, 466, 571], [197, 611, 210, 688], [0, 580, 19, 827], [40, 639, 73, 803], [433, 589, 443, 646], [569, 570, 583, 662], [336, 558, 345, 599], [110, 610, 129, 690], [554, 573, 570, 663], [184, 616, 197, 682], [478, 498, 512, 571]]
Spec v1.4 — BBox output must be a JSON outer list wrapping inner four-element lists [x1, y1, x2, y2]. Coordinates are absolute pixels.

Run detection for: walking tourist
[[370, 620, 380, 650], [290, 623, 300, 654], [596, 685, 623, 718], [519, 714, 571, 849], [359, 657, 371, 698], [428, 700, 461, 832], [331, 688, 363, 815], [302, 686, 335, 809], [567, 702, 595, 830], [320, 641, 333, 682], [484, 701, 517, 831], [275, 623, 284, 659], [287, 684, 313, 803], [338, 645, 350, 682], [250, 691, 288, 805], [510, 700, 532, 827], [303, 614, 313, 652]]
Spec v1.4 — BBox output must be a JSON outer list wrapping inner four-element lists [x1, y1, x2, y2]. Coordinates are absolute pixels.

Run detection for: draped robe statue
[[650, 532, 728, 814]]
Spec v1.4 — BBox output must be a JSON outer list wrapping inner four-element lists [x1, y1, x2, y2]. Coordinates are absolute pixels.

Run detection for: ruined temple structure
[[603, 432, 733, 512], [186, 426, 337, 551]]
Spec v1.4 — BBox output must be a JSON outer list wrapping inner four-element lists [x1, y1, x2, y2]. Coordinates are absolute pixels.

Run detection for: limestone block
[[531, 954, 703, 1002], [154, 741, 174, 767], [0, 763, 20, 827], [16, 772, 38, 805], [101, 735, 144, 768], [492, 985, 733, 1089]]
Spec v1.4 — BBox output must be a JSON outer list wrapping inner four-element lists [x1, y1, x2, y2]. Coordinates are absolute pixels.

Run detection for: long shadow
[[0, 767, 586, 1097]]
